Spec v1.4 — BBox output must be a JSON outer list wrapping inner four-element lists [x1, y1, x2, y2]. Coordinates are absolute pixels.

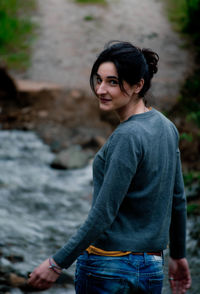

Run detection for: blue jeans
[[75, 251, 164, 293]]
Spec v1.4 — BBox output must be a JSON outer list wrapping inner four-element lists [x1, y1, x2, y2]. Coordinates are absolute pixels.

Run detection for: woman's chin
[[99, 103, 113, 112]]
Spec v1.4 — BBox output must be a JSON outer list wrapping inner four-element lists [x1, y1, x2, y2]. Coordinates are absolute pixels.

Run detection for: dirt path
[[15, 0, 191, 111]]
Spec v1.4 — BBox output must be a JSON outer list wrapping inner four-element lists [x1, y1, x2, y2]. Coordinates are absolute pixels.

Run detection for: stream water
[[0, 130, 199, 293], [0, 130, 92, 293]]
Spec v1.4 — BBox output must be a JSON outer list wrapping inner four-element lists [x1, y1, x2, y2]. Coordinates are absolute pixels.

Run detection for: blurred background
[[0, 0, 199, 293]]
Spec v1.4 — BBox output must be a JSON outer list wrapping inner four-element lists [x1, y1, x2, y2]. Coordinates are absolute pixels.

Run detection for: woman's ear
[[133, 79, 144, 94]]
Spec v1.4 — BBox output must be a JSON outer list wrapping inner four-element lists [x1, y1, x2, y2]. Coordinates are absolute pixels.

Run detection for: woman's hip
[[75, 251, 164, 294]]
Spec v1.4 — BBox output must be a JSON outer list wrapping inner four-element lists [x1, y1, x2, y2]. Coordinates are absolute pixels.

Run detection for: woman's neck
[[117, 99, 149, 122]]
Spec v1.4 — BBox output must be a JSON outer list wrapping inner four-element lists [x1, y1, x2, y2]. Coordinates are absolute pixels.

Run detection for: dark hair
[[90, 41, 159, 99]]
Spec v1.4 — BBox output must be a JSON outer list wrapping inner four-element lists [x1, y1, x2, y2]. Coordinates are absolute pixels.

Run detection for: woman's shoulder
[[114, 117, 148, 137], [155, 109, 179, 138], [113, 109, 179, 142], [110, 121, 143, 148]]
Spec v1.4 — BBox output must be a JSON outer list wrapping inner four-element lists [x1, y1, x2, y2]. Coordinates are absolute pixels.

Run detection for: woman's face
[[95, 62, 135, 114]]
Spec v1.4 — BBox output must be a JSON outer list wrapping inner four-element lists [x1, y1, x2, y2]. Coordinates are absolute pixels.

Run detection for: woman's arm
[[53, 131, 140, 268], [28, 131, 140, 288], [169, 149, 191, 292], [169, 149, 186, 259]]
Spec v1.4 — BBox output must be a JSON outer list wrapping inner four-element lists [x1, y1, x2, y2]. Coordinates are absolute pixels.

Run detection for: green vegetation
[[177, 69, 200, 128], [190, 223, 200, 246], [187, 204, 200, 216], [164, 0, 200, 114], [166, 0, 200, 121], [184, 172, 197, 187], [180, 132, 193, 142], [164, 0, 200, 127], [84, 15, 95, 21], [165, 0, 200, 147], [184, 171, 200, 188], [0, 0, 36, 69], [165, 0, 200, 38], [166, 0, 187, 29], [164, 0, 200, 210]]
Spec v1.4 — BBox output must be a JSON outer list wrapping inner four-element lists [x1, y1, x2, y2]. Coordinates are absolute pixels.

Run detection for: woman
[[28, 41, 191, 293]]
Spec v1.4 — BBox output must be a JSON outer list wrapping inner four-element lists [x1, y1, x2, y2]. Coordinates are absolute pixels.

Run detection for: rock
[[1, 73, 113, 161], [0, 257, 12, 267], [81, 136, 106, 149], [49, 139, 64, 153], [51, 145, 91, 169], [190, 222, 200, 248], [0, 67, 19, 109], [20, 107, 31, 114], [37, 110, 48, 118], [69, 89, 82, 100], [9, 273, 26, 287], [6, 255, 24, 263], [15, 79, 62, 108], [16, 80, 61, 93], [1, 72, 113, 156], [94, 136, 106, 148]]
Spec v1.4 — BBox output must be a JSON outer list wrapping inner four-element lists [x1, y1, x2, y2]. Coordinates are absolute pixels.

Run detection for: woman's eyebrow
[[96, 73, 118, 79], [107, 76, 118, 79]]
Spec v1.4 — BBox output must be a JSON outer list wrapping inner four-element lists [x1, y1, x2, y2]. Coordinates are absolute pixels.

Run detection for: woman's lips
[[100, 98, 112, 103]]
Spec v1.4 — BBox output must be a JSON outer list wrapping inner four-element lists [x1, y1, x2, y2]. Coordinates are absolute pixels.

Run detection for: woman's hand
[[168, 257, 191, 294], [28, 258, 61, 290]]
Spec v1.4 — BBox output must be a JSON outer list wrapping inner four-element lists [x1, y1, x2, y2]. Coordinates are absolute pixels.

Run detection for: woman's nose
[[96, 82, 107, 95]]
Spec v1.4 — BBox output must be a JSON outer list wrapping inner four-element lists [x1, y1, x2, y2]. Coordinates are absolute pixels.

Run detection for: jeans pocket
[[148, 277, 163, 294], [86, 272, 126, 294]]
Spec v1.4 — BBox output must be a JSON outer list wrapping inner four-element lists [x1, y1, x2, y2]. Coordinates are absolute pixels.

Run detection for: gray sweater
[[53, 108, 186, 268]]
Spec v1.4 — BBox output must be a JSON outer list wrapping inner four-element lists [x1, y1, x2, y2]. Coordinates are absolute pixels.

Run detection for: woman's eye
[[109, 80, 118, 85], [96, 77, 102, 84]]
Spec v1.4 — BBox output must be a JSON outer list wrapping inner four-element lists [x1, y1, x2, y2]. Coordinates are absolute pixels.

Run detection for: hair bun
[[142, 48, 159, 78]]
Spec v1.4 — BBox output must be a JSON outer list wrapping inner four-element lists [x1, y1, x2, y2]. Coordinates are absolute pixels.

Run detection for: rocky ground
[[0, 76, 114, 157]]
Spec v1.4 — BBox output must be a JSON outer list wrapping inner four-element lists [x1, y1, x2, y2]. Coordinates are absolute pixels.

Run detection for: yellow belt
[[86, 245, 162, 257], [86, 245, 131, 257]]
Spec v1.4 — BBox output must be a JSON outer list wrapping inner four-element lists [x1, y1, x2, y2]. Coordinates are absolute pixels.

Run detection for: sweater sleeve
[[53, 131, 140, 268], [169, 148, 187, 259]]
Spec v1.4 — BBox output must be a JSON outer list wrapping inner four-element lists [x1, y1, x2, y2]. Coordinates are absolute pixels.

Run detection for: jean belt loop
[[144, 252, 148, 264], [128, 252, 132, 262], [83, 250, 88, 258]]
